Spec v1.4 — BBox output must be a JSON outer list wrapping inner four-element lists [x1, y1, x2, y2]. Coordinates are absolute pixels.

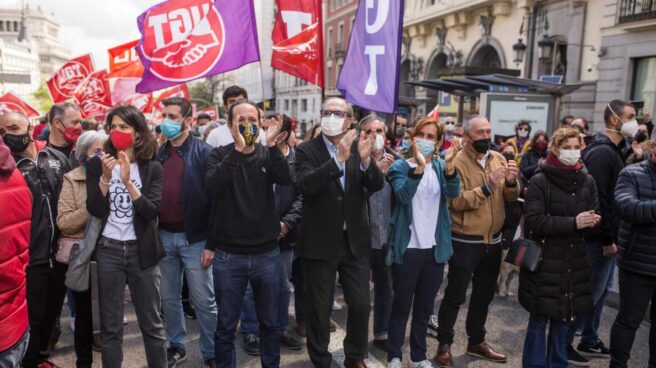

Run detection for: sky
[[9, 0, 161, 70]]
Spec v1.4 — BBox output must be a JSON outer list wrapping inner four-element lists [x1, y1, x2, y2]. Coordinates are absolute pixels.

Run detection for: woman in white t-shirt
[[385, 119, 461, 368], [85, 105, 166, 368]]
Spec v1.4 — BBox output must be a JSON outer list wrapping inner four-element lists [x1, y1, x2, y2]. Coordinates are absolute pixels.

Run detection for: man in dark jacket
[[609, 130, 656, 367], [295, 97, 384, 368], [0, 137, 31, 367], [205, 100, 291, 368], [360, 114, 401, 352], [273, 114, 304, 351], [156, 97, 217, 368], [566, 100, 636, 364], [0, 111, 71, 368]]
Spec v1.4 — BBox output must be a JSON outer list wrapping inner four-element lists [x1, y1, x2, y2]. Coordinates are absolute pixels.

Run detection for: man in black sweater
[[205, 100, 290, 368], [566, 99, 636, 365]]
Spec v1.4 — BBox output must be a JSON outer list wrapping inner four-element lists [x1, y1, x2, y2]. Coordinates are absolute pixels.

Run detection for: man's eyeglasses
[[321, 110, 349, 118]]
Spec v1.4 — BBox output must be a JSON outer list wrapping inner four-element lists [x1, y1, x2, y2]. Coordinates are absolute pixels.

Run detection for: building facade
[[0, 4, 70, 83], [274, 71, 322, 134], [402, 0, 605, 126], [0, 37, 40, 102], [593, 0, 656, 127], [324, 0, 358, 97]]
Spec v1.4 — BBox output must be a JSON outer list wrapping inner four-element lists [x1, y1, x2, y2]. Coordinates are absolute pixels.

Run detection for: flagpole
[[259, 60, 267, 117], [391, 113, 398, 148]]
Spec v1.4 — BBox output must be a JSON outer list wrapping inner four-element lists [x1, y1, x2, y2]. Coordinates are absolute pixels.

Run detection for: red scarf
[[546, 152, 582, 171]]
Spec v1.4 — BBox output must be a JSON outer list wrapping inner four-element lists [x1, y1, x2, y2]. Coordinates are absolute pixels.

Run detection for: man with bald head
[[296, 97, 384, 368], [0, 111, 71, 368], [435, 116, 519, 366]]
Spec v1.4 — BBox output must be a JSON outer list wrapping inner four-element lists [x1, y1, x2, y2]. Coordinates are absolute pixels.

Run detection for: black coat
[[295, 134, 384, 261], [519, 148, 546, 188], [519, 163, 598, 321], [86, 157, 165, 269], [615, 159, 656, 277], [14, 144, 71, 267], [582, 134, 627, 246], [275, 147, 303, 250]]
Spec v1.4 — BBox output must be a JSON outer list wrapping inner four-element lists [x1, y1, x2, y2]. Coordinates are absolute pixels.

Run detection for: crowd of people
[[0, 85, 655, 368]]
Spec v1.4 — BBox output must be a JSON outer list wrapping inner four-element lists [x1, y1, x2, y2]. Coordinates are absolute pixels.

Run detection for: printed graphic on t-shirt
[[108, 177, 141, 223]]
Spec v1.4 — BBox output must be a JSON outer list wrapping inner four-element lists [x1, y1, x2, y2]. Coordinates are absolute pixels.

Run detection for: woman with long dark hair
[[85, 106, 166, 368]]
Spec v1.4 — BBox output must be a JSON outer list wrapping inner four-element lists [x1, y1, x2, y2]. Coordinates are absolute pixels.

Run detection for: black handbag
[[504, 179, 550, 272]]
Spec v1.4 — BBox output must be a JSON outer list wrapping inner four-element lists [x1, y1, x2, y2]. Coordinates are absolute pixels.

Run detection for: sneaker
[[577, 341, 611, 358], [388, 358, 402, 368], [332, 300, 343, 311], [203, 358, 215, 368], [183, 301, 196, 320], [409, 360, 433, 368], [166, 346, 187, 368], [427, 314, 438, 339], [567, 345, 590, 367], [243, 334, 261, 356], [281, 331, 302, 350]]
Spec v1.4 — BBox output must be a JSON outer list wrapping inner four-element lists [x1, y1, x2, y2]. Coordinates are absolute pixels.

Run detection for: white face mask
[[620, 120, 639, 138], [374, 134, 385, 152], [320, 114, 345, 137], [444, 124, 456, 135], [558, 149, 581, 166], [518, 129, 529, 138]]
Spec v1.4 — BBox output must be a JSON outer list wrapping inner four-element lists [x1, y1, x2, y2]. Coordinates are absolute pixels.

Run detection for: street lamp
[[537, 35, 555, 61], [512, 38, 527, 65]]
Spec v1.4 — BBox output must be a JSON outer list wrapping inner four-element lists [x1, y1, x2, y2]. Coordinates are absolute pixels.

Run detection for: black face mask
[[3, 133, 31, 154], [502, 152, 515, 162], [472, 138, 491, 154], [635, 131, 648, 144]]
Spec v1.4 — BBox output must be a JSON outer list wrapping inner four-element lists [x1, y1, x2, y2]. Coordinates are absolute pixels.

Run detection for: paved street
[[50, 280, 650, 368]]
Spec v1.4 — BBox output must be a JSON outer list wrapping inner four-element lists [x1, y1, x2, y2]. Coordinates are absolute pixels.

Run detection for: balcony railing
[[619, 0, 656, 23]]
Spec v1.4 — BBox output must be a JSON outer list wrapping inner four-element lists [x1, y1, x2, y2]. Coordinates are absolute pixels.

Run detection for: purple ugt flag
[[336, 0, 404, 113], [135, 0, 260, 93]]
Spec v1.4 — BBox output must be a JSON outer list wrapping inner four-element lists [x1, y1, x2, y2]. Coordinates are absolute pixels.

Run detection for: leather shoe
[[344, 357, 367, 368], [466, 342, 507, 363], [433, 343, 452, 367]]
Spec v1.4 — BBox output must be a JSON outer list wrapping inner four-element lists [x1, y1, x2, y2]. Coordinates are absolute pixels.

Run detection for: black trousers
[[610, 269, 656, 368], [388, 248, 445, 363], [302, 237, 370, 368], [72, 289, 93, 368], [291, 256, 306, 325], [437, 241, 501, 346], [22, 261, 68, 368]]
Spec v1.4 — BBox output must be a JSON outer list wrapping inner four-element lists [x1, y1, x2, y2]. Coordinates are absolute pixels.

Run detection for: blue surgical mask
[[161, 119, 182, 139], [400, 139, 411, 151], [415, 138, 435, 157]]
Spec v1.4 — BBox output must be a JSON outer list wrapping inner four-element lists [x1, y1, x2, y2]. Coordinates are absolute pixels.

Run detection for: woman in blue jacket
[[385, 118, 461, 368]]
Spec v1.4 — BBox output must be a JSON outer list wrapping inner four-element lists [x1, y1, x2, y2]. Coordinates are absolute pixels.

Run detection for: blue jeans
[[213, 247, 281, 368], [371, 248, 394, 340], [240, 285, 258, 335], [159, 230, 217, 360], [567, 242, 616, 346], [0, 331, 29, 368], [523, 315, 569, 368], [277, 249, 294, 334]]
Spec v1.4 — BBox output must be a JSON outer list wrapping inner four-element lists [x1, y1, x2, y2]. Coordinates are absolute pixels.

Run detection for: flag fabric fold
[[135, 0, 260, 93], [47, 54, 95, 103], [0, 92, 40, 118], [336, 0, 404, 113], [271, 0, 324, 87]]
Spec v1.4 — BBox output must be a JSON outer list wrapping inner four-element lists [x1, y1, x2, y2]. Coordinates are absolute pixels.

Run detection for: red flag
[[121, 93, 154, 114], [108, 40, 140, 73], [428, 104, 440, 121], [74, 70, 112, 118], [0, 92, 40, 118], [271, 0, 323, 87], [104, 59, 145, 105], [153, 85, 190, 112], [47, 54, 95, 103], [194, 105, 218, 120]]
